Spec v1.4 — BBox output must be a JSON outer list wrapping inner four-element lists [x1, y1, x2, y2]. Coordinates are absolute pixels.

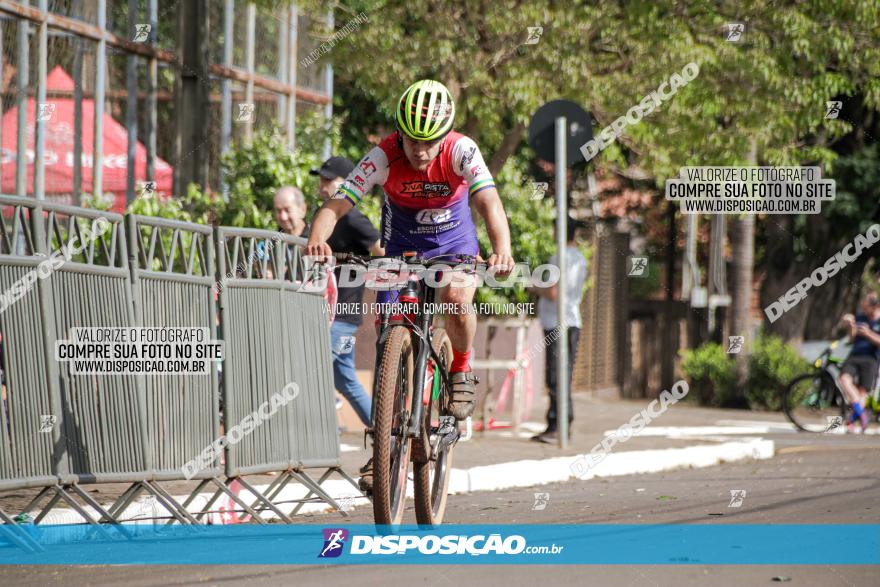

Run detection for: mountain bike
[[337, 252, 480, 525], [781, 338, 880, 432]]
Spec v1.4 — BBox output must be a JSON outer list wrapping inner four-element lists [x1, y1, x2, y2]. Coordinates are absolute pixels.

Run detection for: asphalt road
[[2, 439, 878, 587]]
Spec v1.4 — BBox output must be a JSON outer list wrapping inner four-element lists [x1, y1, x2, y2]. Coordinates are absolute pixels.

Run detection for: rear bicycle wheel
[[372, 326, 414, 525], [783, 372, 846, 432], [413, 328, 455, 526]]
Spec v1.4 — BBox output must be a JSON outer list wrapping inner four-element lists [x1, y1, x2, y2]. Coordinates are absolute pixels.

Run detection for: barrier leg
[[194, 481, 225, 523], [134, 482, 190, 525], [67, 484, 134, 540], [240, 471, 289, 519], [331, 467, 362, 493], [50, 485, 115, 540], [172, 478, 211, 526], [265, 472, 293, 502], [19, 486, 53, 517], [0, 509, 43, 553], [142, 481, 200, 525], [289, 470, 347, 516], [288, 469, 329, 516], [235, 477, 293, 523], [32, 492, 63, 524], [108, 483, 143, 518], [260, 470, 291, 503], [210, 478, 266, 524]]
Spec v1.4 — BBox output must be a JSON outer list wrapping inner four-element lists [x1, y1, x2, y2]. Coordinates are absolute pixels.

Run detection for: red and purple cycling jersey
[[332, 130, 496, 257]]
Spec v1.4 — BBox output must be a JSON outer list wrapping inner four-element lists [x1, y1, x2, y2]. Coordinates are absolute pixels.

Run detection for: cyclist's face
[[401, 135, 443, 171]]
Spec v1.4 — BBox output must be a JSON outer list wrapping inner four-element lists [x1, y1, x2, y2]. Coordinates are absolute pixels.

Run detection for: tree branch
[[488, 121, 526, 176]]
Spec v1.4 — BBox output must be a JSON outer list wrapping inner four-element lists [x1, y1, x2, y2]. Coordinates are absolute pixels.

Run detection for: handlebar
[[332, 252, 489, 269]]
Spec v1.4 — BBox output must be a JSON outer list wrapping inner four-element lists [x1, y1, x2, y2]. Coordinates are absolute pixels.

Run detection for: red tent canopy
[[0, 66, 173, 211]]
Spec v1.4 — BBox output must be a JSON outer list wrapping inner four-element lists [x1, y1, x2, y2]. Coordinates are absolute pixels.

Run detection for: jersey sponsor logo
[[354, 175, 366, 187], [413, 220, 460, 234], [469, 164, 484, 177], [415, 208, 453, 225], [382, 201, 393, 243], [459, 146, 476, 173], [359, 159, 377, 177], [401, 181, 452, 199]]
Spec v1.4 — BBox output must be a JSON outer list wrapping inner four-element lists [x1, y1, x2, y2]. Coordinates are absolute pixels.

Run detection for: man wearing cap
[[311, 157, 384, 428]]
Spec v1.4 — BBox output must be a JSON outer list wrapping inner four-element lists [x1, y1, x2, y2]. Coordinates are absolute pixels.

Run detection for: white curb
[[31, 438, 774, 524]]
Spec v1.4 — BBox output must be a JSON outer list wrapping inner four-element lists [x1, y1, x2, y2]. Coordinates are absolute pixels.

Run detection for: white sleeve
[[450, 136, 496, 196], [331, 146, 390, 206], [573, 254, 588, 294]]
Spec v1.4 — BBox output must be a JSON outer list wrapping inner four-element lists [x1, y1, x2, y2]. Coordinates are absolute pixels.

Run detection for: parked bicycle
[[334, 252, 481, 525], [782, 338, 880, 432]]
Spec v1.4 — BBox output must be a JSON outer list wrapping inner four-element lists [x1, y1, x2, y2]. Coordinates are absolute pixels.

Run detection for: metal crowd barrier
[[215, 227, 354, 518], [0, 197, 144, 544], [0, 198, 357, 536], [123, 215, 223, 525], [0, 198, 68, 496]]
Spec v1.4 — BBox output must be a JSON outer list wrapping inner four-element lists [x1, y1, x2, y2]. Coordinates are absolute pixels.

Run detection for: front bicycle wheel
[[372, 326, 414, 525], [413, 328, 455, 526], [782, 372, 846, 432]]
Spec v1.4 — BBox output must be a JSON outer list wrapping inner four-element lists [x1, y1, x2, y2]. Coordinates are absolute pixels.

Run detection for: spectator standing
[[309, 157, 384, 427], [529, 221, 588, 443]]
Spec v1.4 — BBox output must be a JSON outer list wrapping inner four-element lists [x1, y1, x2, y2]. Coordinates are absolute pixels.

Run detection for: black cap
[[309, 156, 355, 180]]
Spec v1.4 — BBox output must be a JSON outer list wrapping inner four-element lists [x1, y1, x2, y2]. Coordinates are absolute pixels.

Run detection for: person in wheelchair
[[839, 292, 880, 433]]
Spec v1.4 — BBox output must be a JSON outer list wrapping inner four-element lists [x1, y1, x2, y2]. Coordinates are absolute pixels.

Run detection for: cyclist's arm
[[333, 146, 389, 207], [473, 187, 512, 255], [307, 200, 352, 252], [306, 147, 389, 255], [452, 137, 513, 269]]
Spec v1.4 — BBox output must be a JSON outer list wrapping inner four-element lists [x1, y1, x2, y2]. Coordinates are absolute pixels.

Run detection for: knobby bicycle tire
[[782, 371, 846, 433], [372, 326, 414, 525], [413, 328, 455, 525]]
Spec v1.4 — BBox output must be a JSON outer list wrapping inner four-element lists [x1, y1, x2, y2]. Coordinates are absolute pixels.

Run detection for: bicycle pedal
[[434, 416, 460, 453], [437, 416, 456, 436]]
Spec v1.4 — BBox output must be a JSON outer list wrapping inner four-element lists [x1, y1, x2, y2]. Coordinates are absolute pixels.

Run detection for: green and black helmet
[[396, 79, 455, 141]]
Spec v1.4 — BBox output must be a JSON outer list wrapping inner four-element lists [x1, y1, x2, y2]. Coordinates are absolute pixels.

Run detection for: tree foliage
[[294, 0, 880, 330]]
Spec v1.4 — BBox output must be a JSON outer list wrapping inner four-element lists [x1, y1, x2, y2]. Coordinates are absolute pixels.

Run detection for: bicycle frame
[[370, 266, 455, 443]]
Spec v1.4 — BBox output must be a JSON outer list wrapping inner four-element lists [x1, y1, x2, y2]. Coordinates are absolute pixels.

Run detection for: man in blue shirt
[[839, 292, 880, 432]]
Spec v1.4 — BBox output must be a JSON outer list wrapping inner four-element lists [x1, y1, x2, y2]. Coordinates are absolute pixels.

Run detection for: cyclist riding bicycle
[[305, 79, 515, 491], [839, 292, 880, 432]]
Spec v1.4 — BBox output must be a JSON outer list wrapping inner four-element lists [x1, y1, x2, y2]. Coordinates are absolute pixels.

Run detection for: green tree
[[298, 0, 880, 328]]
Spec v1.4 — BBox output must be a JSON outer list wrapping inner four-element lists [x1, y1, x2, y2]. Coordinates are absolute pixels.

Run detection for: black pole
[[662, 201, 676, 391]]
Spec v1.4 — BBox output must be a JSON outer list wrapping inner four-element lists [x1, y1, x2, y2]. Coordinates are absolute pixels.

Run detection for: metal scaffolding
[[0, 0, 332, 206]]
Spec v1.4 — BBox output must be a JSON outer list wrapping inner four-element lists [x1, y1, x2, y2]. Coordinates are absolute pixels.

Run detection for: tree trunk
[[728, 141, 757, 407], [175, 0, 211, 196], [760, 213, 870, 342], [729, 213, 755, 406]]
